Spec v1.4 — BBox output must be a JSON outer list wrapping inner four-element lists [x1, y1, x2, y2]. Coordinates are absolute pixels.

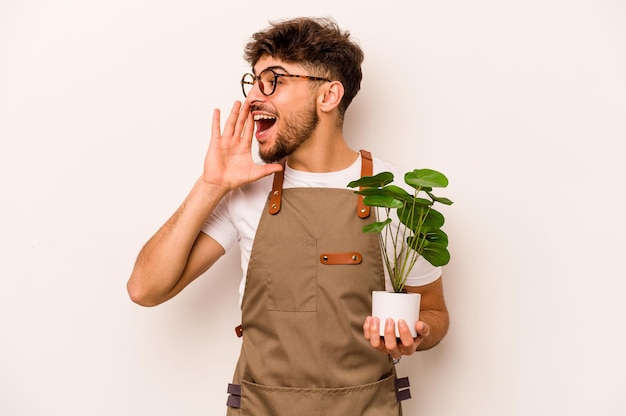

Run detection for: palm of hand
[[204, 101, 281, 191]]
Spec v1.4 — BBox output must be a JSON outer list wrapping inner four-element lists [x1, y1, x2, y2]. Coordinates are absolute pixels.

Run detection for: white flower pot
[[371, 291, 421, 338]]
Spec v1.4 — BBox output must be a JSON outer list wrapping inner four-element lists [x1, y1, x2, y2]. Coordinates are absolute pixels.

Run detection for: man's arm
[[127, 101, 282, 306], [406, 277, 449, 351], [126, 181, 228, 306], [363, 276, 449, 357]]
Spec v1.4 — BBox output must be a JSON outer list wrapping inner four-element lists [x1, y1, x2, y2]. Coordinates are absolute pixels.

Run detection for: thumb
[[250, 162, 283, 181]]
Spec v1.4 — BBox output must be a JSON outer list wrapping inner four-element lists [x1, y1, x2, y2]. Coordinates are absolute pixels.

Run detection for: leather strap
[[357, 149, 373, 219], [319, 252, 363, 265], [395, 377, 412, 402], [268, 151, 373, 218], [226, 383, 242, 408], [268, 160, 286, 215]]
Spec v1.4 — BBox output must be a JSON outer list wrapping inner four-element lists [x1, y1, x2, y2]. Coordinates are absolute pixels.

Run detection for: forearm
[[127, 100, 285, 305], [415, 308, 449, 350], [127, 178, 227, 305], [405, 278, 449, 351]]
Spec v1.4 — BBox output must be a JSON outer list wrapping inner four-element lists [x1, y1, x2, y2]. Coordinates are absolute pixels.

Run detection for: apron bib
[[226, 151, 404, 415]]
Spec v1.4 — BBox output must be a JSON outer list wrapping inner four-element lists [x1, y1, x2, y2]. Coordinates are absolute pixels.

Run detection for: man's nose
[[246, 81, 265, 101]]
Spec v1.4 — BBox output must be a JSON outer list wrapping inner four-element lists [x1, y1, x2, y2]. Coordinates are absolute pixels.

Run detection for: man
[[127, 17, 449, 415]]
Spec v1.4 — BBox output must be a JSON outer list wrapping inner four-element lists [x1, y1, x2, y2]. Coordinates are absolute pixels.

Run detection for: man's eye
[[274, 75, 288, 84]]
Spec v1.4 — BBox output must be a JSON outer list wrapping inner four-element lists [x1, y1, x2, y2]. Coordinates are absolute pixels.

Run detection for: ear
[[318, 81, 344, 113]]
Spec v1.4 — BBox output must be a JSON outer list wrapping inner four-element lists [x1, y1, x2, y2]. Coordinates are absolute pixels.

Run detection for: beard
[[258, 100, 320, 163]]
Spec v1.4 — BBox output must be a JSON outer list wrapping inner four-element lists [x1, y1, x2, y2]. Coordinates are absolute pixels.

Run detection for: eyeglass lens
[[241, 69, 277, 97]]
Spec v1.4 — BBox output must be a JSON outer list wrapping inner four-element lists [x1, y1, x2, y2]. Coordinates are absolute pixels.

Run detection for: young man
[[127, 17, 449, 415]]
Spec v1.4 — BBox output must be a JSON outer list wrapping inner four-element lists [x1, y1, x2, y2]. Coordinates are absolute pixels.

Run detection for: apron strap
[[268, 159, 285, 215], [357, 149, 373, 219], [268, 150, 373, 217], [226, 383, 242, 408], [395, 376, 412, 402]]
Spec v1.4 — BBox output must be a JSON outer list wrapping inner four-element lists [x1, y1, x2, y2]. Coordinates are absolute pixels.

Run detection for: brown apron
[[226, 151, 408, 415]]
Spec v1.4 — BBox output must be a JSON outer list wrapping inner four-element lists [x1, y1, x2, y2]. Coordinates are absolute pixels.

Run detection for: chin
[[259, 143, 293, 164], [259, 152, 282, 164], [258, 147, 278, 164]]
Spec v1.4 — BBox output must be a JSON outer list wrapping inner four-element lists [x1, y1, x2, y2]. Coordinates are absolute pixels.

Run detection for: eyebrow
[[253, 65, 289, 75]]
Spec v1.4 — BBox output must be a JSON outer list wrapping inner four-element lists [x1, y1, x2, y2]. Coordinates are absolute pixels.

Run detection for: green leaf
[[406, 234, 425, 252], [412, 197, 435, 207], [381, 185, 412, 202], [353, 188, 386, 196], [363, 195, 403, 209], [422, 208, 445, 229], [427, 191, 454, 206], [405, 169, 448, 189], [421, 243, 451, 266], [433, 196, 454, 205], [353, 185, 412, 202], [422, 228, 449, 246], [362, 218, 392, 233], [397, 205, 426, 231], [347, 172, 394, 188], [398, 206, 445, 231]]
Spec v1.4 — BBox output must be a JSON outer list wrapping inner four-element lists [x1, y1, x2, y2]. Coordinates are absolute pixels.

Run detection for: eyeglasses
[[241, 68, 332, 98]]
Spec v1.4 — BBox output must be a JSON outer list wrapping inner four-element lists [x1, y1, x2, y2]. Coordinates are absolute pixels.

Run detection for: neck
[[286, 129, 358, 172]]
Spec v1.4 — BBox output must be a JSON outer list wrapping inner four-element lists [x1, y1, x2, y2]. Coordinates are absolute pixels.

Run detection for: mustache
[[250, 104, 276, 114]]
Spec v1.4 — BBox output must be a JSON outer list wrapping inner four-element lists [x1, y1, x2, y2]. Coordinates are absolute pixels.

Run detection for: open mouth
[[254, 114, 277, 134]]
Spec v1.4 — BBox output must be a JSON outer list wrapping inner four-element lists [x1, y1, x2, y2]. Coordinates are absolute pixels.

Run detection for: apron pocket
[[240, 375, 399, 416], [266, 236, 317, 312]]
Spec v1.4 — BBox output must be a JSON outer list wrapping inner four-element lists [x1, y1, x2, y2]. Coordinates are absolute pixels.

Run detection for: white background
[[2, 1, 625, 415]]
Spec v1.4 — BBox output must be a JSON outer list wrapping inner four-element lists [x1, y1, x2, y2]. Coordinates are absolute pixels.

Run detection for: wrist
[[195, 176, 231, 198]]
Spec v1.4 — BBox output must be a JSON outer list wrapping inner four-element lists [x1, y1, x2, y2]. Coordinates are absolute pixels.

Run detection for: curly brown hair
[[244, 17, 364, 120]]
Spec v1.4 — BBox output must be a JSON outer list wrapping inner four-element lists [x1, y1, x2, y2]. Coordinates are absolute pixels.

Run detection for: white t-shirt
[[202, 153, 442, 305]]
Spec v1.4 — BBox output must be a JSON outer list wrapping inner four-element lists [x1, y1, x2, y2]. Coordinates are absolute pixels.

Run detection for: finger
[[415, 321, 430, 341], [253, 162, 283, 178], [369, 317, 382, 349], [363, 316, 372, 340], [233, 101, 251, 138], [211, 108, 222, 139], [222, 101, 243, 137], [241, 112, 255, 148], [397, 319, 416, 348], [396, 320, 417, 356], [383, 318, 399, 354]]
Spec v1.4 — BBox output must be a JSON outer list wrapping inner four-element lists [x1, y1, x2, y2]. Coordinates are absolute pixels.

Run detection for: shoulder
[[220, 175, 273, 217], [202, 175, 273, 249], [371, 156, 400, 174], [371, 156, 405, 184]]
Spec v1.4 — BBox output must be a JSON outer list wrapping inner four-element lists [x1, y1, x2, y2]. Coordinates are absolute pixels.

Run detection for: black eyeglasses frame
[[241, 68, 332, 97]]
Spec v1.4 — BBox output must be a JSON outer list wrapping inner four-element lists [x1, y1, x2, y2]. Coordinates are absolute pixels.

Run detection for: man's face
[[246, 57, 320, 163]]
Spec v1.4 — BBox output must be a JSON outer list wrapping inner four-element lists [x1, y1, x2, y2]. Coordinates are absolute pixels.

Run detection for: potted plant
[[348, 168, 453, 337]]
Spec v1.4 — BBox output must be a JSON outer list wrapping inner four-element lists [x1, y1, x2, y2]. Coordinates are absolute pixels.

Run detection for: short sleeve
[[404, 256, 442, 287], [201, 198, 238, 253]]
